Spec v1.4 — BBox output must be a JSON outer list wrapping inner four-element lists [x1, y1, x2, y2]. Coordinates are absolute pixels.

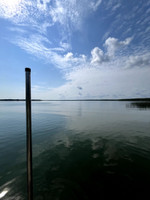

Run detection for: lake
[[0, 101, 150, 200]]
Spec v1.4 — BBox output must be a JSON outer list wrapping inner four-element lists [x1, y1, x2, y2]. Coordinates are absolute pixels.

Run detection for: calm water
[[0, 101, 150, 200]]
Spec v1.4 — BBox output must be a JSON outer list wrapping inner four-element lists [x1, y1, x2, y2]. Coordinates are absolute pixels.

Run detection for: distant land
[[0, 99, 41, 101], [0, 98, 150, 101]]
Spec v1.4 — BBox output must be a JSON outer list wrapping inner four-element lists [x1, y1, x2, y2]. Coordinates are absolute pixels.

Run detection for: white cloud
[[91, 47, 108, 64], [14, 33, 149, 73], [125, 53, 150, 69], [104, 37, 132, 57], [31, 45, 150, 100], [34, 66, 150, 100], [90, 37, 132, 65], [64, 52, 74, 60], [62, 52, 87, 70], [47, 42, 150, 99], [16, 33, 150, 100]]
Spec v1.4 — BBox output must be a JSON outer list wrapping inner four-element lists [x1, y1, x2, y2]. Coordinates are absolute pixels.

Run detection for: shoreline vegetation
[[0, 98, 150, 102]]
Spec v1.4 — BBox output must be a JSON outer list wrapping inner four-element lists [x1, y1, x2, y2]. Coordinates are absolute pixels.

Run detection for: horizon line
[[0, 98, 150, 102]]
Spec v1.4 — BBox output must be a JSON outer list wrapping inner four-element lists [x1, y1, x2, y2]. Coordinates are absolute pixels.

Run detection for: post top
[[25, 68, 31, 72]]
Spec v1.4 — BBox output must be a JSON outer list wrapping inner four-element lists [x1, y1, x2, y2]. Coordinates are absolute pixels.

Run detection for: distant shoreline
[[0, 98, 150, 102]]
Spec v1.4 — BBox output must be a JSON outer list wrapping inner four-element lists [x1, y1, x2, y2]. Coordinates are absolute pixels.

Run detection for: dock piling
[[25, 68, 33, 200]]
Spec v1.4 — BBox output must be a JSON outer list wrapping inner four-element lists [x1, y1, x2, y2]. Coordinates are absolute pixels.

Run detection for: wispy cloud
[[101, 0, 150, 49], [111, 3, 121, 11], [0, 0, 102, 31], [0, 0, 37, 24], [0, 0, 27, 20], [14, 34, 51, 56], [0, 0, 104, 58], [48, 0, 103, 37], [1, 0, 150, 99], [90, 0, 102, 11], [13, 33, 149, 72]]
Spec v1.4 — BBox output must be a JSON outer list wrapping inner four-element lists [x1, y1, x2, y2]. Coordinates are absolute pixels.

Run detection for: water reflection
[[32, 135, 150, 200], [1, 101, 150, 200], [126, 101, 150, 110]]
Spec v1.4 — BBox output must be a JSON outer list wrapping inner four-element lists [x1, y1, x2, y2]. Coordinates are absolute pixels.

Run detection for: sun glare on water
[[0, 188, 9, 199]]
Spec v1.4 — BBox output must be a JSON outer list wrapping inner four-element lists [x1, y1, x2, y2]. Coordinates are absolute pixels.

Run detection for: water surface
[[0, 101, 150, 199]]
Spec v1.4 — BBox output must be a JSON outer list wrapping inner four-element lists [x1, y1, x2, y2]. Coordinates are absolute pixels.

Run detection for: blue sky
[[0, 0, 150, 99]]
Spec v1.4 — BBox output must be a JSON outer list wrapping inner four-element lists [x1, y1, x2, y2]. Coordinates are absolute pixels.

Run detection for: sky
[[0, 0, 150, 100]]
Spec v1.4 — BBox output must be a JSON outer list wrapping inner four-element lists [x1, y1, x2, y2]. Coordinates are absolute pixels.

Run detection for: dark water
[[0, 101, 150, 200]]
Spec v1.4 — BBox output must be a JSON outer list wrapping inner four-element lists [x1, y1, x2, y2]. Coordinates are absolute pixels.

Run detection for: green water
[[0, 101, 150, 199]]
